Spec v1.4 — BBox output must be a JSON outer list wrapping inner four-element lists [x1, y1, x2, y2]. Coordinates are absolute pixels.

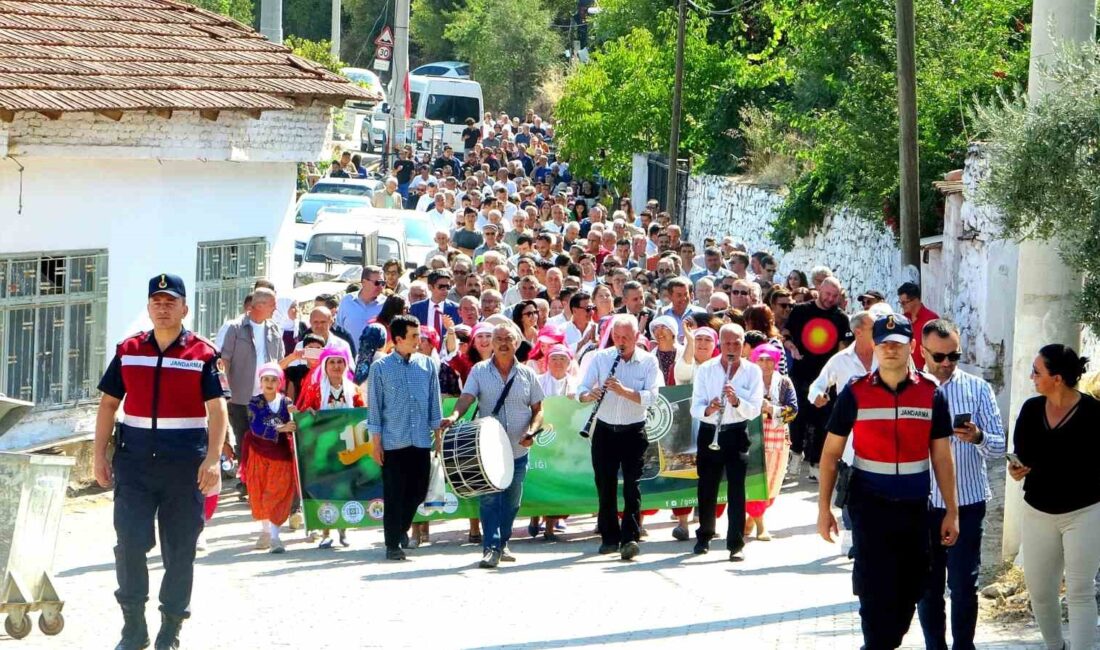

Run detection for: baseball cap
[[148, 273, 185, 298], [872, 314, 913, 345], [547, 344, 573, 359], [858, 290, 886, 302]]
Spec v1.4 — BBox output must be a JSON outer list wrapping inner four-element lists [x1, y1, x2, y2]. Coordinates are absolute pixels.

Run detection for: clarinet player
[[578, 314, 664, 561], [691, 324, 764, 561]]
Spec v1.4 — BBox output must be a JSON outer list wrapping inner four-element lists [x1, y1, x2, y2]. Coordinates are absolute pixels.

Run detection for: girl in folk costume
[[297, 347, 365, 549], [528, 344, 579, 540], [745, 344, 798, 541], [242, 363, 298, 554]]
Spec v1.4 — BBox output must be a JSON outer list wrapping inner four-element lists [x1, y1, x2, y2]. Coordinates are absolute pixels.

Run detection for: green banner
[[294, 386, 768, 530]]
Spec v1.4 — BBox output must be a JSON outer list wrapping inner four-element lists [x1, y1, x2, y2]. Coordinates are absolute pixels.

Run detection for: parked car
[[411, 61, 471, 79], [292, 193, 374, 264], [406, 75, 483, 155], [294, 210, 411, 287], [362, 102, 389, 153], [309, 178, 383, 197]]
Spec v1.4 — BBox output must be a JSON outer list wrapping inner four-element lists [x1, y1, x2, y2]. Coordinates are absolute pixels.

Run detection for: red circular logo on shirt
[[801, 317, 839, 356]]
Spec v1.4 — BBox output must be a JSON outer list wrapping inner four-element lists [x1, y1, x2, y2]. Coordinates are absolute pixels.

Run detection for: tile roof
[[0, 0, 381, 117]]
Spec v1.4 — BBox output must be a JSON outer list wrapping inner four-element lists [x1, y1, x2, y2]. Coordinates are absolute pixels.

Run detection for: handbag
[[421, 452, 448, 514]]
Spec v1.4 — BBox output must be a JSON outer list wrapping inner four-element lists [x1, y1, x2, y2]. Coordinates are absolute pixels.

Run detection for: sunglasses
[[774, 302, 792, 310], [523, 310, 537, 317], [435, 284, 452, 290], [730, 290, 751, 296], [924, 348, 962, 363], [371, 280, 385, 287]]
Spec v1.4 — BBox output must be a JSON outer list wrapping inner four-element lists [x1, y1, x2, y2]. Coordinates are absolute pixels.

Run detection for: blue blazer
[[410, 299, 461, 335]]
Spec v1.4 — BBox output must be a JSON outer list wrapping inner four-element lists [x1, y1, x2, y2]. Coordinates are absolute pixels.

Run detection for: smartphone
[[303, 347, 322, 360], [952, 413, 972, 429], [1006, 452, 1023, 467]]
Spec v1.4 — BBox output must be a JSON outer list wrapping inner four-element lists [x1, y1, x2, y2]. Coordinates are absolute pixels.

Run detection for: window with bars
[[0, 251, 109, 408], [194, 238, 269, 342]]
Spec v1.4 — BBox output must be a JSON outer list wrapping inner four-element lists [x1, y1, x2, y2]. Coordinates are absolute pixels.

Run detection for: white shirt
[[543, 221, 565, 235], [500, 203, 518, 229], [427, 208, 454, 234], [250, 319, 266, 395], [546, 313, 568, 328], [809, 343, 876, 464], [689, 357, 764, 425], [538, 371, 578, 398], [577, 347, 664, 425], [564, 320, 593, 354], [416, 193, 436, 212], [409, 175, 431, 192], [427, 300, 447, 332]]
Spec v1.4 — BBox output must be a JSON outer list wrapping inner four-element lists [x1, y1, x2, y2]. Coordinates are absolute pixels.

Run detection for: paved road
[[8, 477, 1044, 648]]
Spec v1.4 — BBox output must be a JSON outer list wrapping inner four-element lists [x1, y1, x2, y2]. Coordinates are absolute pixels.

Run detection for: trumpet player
[[578, 314, 663, 561], [690, 324, 764, 561]]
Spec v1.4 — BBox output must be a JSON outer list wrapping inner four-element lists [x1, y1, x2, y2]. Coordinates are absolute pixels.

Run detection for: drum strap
[[492, 375, 518, 417]]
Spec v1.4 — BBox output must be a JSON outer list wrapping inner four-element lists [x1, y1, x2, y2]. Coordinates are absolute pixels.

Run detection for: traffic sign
[[376, 45, 392, 61], [372, 58, 390, 72], [374, 26, 394, 47]]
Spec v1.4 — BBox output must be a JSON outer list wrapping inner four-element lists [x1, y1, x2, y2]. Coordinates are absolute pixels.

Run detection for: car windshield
[[296, 196, 368, 224], [310, 183, 373, 197], [305, 234, 365, 265], [378, 237, 401, 264], [404, 219, 434, 246], [425, 94, 480, 124]]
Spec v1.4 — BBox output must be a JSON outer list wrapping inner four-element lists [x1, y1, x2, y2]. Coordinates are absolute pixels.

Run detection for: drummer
[[366, 315, 445, 561], [443, 321, 545, 569]]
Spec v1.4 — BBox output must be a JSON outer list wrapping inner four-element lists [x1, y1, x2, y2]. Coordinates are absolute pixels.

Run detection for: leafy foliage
[[556, 0, 1031, 247], [973, 42, 1100, 335], [183, 0, 254, 25], [444, 0, 565, 114], [286, 36, 346, 74]]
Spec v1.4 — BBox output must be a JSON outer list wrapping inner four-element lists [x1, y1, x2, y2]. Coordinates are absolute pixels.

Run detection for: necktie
[[434, 305, 443, 335]]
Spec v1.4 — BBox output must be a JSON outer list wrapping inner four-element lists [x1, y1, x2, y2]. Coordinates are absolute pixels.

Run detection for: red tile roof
[[0, 0, 380, 116]]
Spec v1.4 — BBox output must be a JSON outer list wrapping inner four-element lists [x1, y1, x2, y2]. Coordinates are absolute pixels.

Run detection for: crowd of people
[[92, 109, 1100, 650]]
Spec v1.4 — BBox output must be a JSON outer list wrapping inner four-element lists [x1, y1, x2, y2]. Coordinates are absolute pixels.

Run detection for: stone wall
[[1, 105, 334, 162], [683, 174, 901, 307]]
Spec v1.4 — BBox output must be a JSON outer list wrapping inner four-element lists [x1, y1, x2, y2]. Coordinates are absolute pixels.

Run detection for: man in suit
[[616, 280, 656, 341], [411, 269, 461, 338]]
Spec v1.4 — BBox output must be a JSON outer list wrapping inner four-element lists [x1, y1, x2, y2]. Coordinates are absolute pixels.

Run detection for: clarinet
[[708, 355, 737, 451], [581, 350, 622, 438]]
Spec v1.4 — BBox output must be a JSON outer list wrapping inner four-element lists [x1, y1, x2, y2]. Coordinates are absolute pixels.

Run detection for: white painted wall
[[1, 157, 298, 346]]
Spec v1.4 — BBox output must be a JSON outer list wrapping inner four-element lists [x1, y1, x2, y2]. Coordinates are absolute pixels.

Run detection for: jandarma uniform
[[826, 316, 952, 649], [98, 273, 229, 649]]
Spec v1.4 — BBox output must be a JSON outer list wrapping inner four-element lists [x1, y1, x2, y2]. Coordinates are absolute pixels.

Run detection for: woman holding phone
[[1009, 344, 1099, 650]]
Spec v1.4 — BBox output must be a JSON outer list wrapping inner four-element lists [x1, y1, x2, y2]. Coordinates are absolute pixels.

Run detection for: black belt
[[698, 421, 747, 432], [595, 421, 645, 433]]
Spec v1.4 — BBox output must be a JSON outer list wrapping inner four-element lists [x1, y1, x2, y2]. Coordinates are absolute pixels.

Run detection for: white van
[[407, 75, 483, 154]]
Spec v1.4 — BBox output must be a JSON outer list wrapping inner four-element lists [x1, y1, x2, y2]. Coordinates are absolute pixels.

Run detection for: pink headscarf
[[311, 346, 355, 386], [751, 343, 783, 365], [256, 362, 285, 390]]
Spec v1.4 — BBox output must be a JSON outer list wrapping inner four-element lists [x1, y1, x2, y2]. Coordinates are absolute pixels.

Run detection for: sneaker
[[787, 452, 802, 477], [671, 526, 690, 541], [270, 539, 286, 554], [693, 540, 709, 555], [406, 536, 420, 550], [196, 531, 208, 552], [554, 520, 567, 532], [729, 548, 745, 562], [597, 543, 618, 555], [543, 531, 561, 542], [479, 549, 500, 569], [620, 541, 640, 561], [386, 547, 407, 561], [254, 532, 271, 551], [808, 464, 820, 482], [288, 511, 304, 531], [318, 537, 334, 550], [500, 546, 516, 562]]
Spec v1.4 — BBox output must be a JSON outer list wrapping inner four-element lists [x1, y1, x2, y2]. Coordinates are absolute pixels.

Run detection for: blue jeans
[[917, 501, 985, 650], [480, 455, 528, 552]]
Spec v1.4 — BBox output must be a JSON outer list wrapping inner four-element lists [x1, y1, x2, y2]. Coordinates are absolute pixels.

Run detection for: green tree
[[184, 0, 254, 25], [285, 36, 346, 74], [974, 42, 1100, 335], [410, 0, 461, 63], [444, 0, 565, 114]]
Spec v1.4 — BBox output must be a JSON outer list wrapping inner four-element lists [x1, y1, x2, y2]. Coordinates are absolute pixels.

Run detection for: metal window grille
[[194, 239, 269, 342], [0, 251, 109, 408]]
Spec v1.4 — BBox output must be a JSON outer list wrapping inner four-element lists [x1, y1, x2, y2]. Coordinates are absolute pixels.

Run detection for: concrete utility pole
[[1001, 0, 1095, 561], [387, 0, 411, 168], [259, 0, 282, 43], [896, 0, 920, 282], [331, 0, 342, 60], [665, 0, 687, 219]]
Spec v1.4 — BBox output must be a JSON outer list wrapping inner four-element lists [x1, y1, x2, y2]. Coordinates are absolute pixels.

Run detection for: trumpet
[[581, 349, 622, 438], [708, 354, 737, 451]]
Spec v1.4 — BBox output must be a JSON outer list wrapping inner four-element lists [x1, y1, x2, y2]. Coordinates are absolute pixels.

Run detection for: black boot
[[114, 604, 149, 650], [154, 612, 185, 650]]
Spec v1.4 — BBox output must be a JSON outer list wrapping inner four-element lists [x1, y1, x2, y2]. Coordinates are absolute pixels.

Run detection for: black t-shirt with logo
[[461, 127, 480, 150], [393, 159, 415, 185], [784, 302, 852, 382]]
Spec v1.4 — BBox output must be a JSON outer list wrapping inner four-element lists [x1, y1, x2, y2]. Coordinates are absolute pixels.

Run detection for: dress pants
[[113, 449, 203, 618], [380, 446, 431, 550], [695, 421, 748, 551], [848, 483, 930, 650], [591, 420, 647, 546], [918, 501, 986, 650]]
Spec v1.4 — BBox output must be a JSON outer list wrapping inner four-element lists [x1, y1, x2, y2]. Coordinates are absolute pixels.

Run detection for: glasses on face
[[523, 310, 537, 317], [371, 280, 385, 287], [923, 348, 962, 363], [731, 290, 751, 296], [774, 301, 792, 310], [435, 284, 452, 290]]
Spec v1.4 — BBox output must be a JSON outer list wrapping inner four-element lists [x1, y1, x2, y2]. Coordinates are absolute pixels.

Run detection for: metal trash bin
[[0, 451, 74, 639]]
